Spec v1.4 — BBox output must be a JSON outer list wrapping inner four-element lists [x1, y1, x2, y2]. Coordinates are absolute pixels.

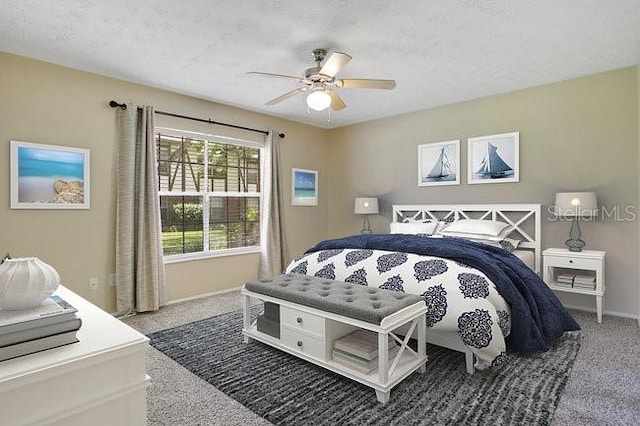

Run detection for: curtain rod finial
[[109, 100, 127, 110]]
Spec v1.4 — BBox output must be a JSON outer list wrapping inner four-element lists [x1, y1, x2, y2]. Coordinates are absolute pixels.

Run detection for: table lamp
[[354, 197, 379, 234], [554, 192, 598, 252]]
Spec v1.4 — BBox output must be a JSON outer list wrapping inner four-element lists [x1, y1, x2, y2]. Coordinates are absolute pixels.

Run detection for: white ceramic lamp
[[554, 192, 598, 252], [0, 257, 60, 310], [354, 197, 379, 234]]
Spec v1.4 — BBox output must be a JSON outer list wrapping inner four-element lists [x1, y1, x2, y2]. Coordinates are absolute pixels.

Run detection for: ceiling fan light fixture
[[251, 48, 396, 113], [306, 89, 332, 111]]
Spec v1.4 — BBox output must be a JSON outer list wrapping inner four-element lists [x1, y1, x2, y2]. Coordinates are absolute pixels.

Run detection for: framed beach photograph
[[467, 132, 519, 184], [10, 140, 90, 209], [291, 168, 318, 206], [418, 140, 460, 186]]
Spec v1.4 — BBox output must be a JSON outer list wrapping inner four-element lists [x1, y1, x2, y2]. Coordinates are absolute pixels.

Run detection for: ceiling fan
[[248, 48, 396, 112]]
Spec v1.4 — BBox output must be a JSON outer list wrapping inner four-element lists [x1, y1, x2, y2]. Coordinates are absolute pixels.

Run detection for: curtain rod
[[109, 100, 284, 138]]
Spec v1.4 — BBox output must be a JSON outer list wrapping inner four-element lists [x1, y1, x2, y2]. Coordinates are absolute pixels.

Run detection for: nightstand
[[542, 248, 605, 323]]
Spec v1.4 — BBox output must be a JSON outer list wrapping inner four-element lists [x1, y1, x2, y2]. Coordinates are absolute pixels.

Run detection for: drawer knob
[[569, 260, 573, 263], [297, 340, 303, 347], [296, 317, 303, 324]]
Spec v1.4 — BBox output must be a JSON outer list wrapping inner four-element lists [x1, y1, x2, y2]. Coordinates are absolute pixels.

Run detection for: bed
[[284, 204, 579, 373]]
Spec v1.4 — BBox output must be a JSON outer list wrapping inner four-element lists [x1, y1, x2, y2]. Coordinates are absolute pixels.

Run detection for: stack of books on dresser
[[332, 329, 399, 374], [0, 295, 81, 362]]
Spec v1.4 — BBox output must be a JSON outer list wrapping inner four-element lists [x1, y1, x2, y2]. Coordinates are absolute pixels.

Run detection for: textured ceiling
[[1, 0, 639, 129]]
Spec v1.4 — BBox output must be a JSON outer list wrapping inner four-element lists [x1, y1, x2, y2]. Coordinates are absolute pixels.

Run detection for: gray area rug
[[148, 308, 582, 426]]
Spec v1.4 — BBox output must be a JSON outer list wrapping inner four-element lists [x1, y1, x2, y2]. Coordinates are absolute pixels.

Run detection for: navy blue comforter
[[306, 234, 580, 354]]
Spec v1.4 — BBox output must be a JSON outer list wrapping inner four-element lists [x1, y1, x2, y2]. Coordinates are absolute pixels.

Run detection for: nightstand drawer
[[281, 326, 325, 360], [281, 306, 325, 336], [544, 255, 600, 270]]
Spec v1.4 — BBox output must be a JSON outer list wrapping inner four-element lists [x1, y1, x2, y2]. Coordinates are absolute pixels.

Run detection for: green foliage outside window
[[157, 132, 262, 257]]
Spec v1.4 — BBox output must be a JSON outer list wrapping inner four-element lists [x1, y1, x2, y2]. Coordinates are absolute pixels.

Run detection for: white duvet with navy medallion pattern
[[285, 248, 511, 370]]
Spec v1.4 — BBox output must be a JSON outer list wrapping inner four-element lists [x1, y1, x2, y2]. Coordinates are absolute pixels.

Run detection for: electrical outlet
[[89, 277, 99, 291], [109, 273, 116, 287]]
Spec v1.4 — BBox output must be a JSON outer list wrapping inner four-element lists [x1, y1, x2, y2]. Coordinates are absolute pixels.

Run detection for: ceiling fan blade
[[335, 79, 396, 90], [319, 51, 352, 78], [265, 88, 306, 106], [247, 72, 304, 83], [329, 91, 346, 111]]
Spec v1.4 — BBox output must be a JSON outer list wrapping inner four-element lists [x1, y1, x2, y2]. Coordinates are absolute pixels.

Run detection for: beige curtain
[[115, 105, 166, 315], [259, 131, 287, 278]]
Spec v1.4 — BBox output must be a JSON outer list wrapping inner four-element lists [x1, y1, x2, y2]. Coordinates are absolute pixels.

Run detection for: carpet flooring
[[148, 307, 582, 426]]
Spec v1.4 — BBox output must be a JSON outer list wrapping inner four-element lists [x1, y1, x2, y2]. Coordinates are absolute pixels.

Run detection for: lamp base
[[360, 215, 373, 234], [565, 238, 586, 252], [565, 216, 586, 252]]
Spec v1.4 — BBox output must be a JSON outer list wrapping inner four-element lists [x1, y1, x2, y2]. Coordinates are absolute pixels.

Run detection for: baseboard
[[563, 303, 640, 322], [166, 286, 243, 305]]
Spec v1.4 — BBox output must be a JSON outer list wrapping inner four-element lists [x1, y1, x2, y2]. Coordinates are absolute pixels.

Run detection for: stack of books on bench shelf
[[555, 273, 575, 288], [0, 295, 81, 362], [573, 275, 597, 291], [332, 329, 399, 374]]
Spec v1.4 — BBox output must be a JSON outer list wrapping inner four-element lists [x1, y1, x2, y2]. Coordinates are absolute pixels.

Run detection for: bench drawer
[[281, 326, 325, 360], [281, 306, 325, 336]]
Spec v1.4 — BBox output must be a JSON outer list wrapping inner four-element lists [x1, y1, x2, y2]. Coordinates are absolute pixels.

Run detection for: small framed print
[[418, 140, 460, 186], [10, 140, 90, 209], [468, 132, 519, 184], [292, 168, 317, 206]]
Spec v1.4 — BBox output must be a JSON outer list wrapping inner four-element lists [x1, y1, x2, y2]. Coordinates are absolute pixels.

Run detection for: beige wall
[[1, 50, 638, 318], [0, 52, 329, 312], [327, 67, 639, 317]]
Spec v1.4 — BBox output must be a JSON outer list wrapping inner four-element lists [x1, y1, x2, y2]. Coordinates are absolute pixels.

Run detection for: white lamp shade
[[306, 90, 332, 111], [0, 257, 60, 310], [354, 197, 379, 215], [555, 192, 598, 217]]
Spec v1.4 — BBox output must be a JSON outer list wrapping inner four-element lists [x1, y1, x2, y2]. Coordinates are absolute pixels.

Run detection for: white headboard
[[392, 204, 542, 273]]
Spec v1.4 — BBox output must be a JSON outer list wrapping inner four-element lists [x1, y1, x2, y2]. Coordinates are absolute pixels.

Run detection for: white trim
[[561, 303, 640, 321], [207, 191, 261, 198], [165, 285, 243, 305], [110, 285, 244, 315], [163, 246, 260, 264]]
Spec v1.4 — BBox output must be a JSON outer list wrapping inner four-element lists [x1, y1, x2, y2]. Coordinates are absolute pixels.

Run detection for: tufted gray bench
[[244, 273, 424, 325]]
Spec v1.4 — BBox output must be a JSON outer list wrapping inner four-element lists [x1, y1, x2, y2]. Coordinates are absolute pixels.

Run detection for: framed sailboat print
[[418, 140, 460, 186], [468, 132, 519, 184]]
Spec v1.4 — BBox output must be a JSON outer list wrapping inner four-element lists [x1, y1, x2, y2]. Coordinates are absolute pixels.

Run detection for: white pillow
[[439, 219, 511, 239], [390, 221, 438, 235]]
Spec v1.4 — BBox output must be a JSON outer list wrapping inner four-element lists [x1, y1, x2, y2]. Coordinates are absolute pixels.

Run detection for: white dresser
[[0, 286, 150, 426]]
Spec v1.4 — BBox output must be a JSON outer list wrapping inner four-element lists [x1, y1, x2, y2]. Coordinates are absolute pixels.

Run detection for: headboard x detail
[[391, 204, 542, 274]]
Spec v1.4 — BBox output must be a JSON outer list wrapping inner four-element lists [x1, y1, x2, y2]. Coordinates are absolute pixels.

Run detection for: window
[[156, 130, 262, 259]]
